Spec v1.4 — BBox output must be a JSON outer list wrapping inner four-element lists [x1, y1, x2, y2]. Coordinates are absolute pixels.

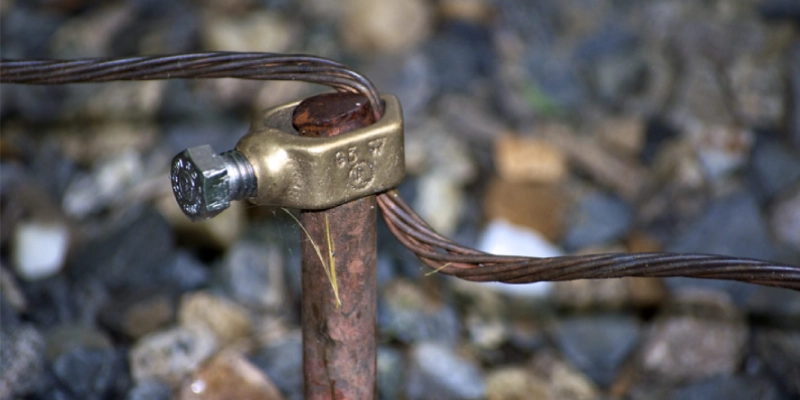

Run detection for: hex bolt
[[170, 145, 257, 221]]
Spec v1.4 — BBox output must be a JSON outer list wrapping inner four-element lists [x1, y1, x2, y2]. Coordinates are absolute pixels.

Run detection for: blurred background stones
[[2, 0, 800, 398]]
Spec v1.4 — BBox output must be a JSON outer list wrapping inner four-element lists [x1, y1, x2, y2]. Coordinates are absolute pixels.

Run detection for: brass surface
[[236, 94, 405, 210]]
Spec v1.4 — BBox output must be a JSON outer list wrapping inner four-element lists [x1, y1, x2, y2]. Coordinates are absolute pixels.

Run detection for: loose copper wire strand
[[2, 52, 799, 290]]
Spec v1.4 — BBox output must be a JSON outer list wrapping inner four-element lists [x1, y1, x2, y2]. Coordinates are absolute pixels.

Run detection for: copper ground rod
[[293, 92, 378, 399]]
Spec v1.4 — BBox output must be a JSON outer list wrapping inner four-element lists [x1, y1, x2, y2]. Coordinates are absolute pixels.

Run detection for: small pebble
[[542, 123, 645, 200], [407, 342, 486, 400], [218, 241, 284, 310], [427, 21, 495, 94], [58, 122, 159, 166], [669, 375, 784, 400], [563, 191, 633, 251], [770, 184, 800, 250], [485, 368, 549, 400], [177, 350, 283, 400], [554, 315, 641, 388], [166, 251, 211, 292], [129, 326, 218, 387], [201, 11, 296, 53], [668, 192, 778, 261], [52, 347, 126, 400], [100, 289, 175, 339], [639, 290, 747, 382], [64, 80, 165, 121], [465, 311, 508, 351], [438, 0, 493, 23], [379, 279, 461, 345], [341, 0, 433, 54], [597, 116, 645, 157], [0, 324, 46, 399], [494, 134, 567, 184], [551, 279, 629, 310], [248, 333, 303, 400], [412, 122, 476, 235], [755, 329, 800, 396], [687, 123, 753, 181], [750, 139, 800, 201], [126, 379, 172, 400], [625, 277, 668, 309], [50, 4, 132, 58], [12, 220, 70, 281], [44, 323, 113, 361], [0, 266, 28, 313], [728, 55, 786, 128], [470, 219, 563, 297], [178, 291, 252, 347], [62, 149, 144, 218], [415, 172, 465, 236], [483, 178, 566, 242], [68, 208, 174, 291], [530, 351, 600, 400], [377, 346, 406, 400]]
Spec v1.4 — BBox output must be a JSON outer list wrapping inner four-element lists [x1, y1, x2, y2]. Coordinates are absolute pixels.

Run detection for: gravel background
[[2, 1, 800, 399]]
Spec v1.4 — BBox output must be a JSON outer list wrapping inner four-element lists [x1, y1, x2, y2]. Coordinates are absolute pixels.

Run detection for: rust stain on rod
[[294, 92, 378, 400]]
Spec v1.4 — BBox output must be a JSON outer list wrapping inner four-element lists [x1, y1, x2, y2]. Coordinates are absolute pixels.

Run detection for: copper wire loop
[[2, 51, 799, 290]]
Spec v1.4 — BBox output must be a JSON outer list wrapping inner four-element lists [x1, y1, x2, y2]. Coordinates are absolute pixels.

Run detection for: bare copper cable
[[2, 52, 799, 290]]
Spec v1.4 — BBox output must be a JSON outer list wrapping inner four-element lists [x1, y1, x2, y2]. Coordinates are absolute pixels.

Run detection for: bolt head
[[170, 145, 230, 221]]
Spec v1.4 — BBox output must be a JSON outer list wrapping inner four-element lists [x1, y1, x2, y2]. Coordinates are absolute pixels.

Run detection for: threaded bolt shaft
[[221, 150, 257, 201]]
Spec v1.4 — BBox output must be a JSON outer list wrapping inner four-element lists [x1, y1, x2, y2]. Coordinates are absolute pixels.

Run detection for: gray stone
[[0, 266, 26, 325], [378, 280, 461, 345], [61, 150, 140, 218], [52, 347, 128, 400], [668, 192, 778, 261], [485, 368, 549, 400], [750, 140, 800, 201], [363, 52, 434, 120], [218, 241, 284, 310], [20, 275, 76, 329], [177, 291, 252, 346], [425, 21, 495, 93], [100, 288, 176, 339], [340, 0, 433, 55], [554, 315, 641, 388], [129, 326, 218, 387], [592, 50, 648, 109], [770, 184, 800, 251], [0, 324, 46, 398], [68, 208, 174, 291], [742, 286, 800, 322], [564, 192, 633, 250], [755, 330, 800, 397], [792, 44, 800, 150], [407, 342, 486, 400], [126, 379, 171, 400], [527, 53, 588, 114], [249, 333, 303, 400], [377, 346, 406, 400], [669, 375, 785, 400], [44, 323, 113, 361], [166, 251, 210, 292], [638, 291, 747, 383]]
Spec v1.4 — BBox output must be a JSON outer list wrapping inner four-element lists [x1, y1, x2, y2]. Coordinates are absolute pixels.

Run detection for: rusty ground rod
[[293, 92, 378, 399]]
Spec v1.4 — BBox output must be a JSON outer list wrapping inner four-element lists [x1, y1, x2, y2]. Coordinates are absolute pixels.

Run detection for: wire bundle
[[0, 52, 383, 120], [3, 52, 799, 290]]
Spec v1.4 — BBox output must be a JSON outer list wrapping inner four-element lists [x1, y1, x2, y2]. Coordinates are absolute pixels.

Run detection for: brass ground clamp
[[170, 94, 405, 221]]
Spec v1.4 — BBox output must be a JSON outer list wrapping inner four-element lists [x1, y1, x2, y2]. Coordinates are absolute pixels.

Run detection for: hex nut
[[170, 145, 230, 221]]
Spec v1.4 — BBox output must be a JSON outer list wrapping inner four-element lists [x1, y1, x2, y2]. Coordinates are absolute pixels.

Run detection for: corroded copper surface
[[296, 92, 378, 400]]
